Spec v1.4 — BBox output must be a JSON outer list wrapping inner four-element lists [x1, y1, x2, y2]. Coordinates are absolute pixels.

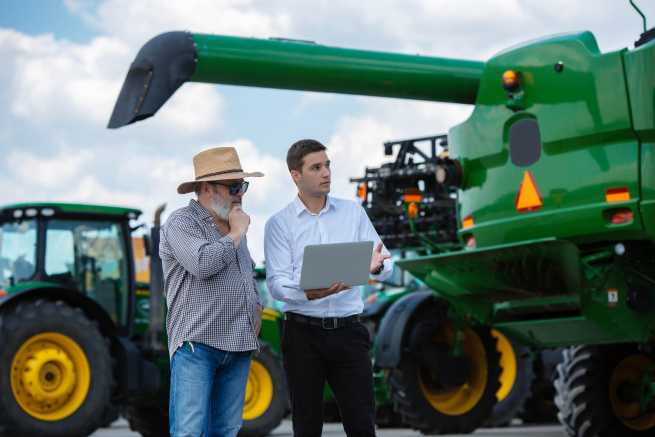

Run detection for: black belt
[[285, 312, 361, 330]]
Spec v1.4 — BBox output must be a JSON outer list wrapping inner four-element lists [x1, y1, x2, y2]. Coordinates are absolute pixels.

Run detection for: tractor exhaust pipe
[[147, 203, 167, 352]]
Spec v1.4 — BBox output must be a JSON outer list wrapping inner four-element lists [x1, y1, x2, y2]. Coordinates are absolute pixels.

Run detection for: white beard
[[211, 195, 231, 221]]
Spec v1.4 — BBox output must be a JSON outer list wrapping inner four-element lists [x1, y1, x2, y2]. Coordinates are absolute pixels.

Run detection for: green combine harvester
[[107, 8, 655, 436], [0, 203, 288, 436]]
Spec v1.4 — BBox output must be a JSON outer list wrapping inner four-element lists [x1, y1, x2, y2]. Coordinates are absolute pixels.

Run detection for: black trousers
[[281, 316, 376, 437]]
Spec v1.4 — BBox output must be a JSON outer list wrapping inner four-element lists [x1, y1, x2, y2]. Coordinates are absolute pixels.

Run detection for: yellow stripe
[[263, 308, 281, 319], [606, 191, 630, 203]]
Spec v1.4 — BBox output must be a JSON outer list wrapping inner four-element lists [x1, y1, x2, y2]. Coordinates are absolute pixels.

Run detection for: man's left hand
[[370, 242, 390, 274]]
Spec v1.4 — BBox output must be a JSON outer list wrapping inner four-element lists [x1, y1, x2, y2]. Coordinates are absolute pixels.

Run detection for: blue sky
[[1, 1, 92, 42], [1, 0, 653, 262]]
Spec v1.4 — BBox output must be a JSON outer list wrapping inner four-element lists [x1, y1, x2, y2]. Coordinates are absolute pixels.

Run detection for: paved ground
[[92, 419, 568, 437]]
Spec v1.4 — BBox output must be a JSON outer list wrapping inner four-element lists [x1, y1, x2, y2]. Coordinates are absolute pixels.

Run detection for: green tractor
[[0, 202, 288, 436], [108, 8, 655, 435]]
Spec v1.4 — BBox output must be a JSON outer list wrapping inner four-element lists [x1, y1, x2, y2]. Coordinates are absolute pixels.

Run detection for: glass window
[[45, 220, 130, 326], [509, 118, 542, 167], [0, 219, 37, 289]]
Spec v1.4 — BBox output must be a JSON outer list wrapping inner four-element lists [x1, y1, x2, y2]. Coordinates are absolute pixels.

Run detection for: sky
[[1, 0, 653, 263]]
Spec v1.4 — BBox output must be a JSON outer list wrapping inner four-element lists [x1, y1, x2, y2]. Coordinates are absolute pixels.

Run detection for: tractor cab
[[0, 202, 140, 333]]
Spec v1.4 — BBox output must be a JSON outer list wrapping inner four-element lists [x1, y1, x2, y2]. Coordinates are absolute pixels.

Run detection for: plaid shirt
[[159, 199, 260, 358]]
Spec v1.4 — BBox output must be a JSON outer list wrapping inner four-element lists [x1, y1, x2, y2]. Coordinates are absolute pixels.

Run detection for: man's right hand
[[305, 281, 350, 300], [228, 206, 250, 245]]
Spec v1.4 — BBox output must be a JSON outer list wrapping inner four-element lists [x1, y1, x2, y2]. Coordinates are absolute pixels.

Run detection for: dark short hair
[[286, 139, 326, 172]]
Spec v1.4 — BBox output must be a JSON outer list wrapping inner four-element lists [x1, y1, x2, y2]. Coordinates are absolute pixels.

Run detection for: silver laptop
[[299, 241, 374, 290]]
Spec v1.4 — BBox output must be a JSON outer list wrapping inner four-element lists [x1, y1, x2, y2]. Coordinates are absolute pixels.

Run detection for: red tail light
[[610, 209, 634, 225]]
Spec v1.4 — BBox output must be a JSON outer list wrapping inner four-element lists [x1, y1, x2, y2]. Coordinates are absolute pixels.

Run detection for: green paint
[[191, 33, 483, 104], [1, 202, 141, 218]]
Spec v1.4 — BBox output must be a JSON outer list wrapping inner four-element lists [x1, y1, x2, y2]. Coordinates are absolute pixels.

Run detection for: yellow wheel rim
[[492, 329, 517, 402], [10, 332, 91, 421], [242, 359, 273, 420], [609, 354, 655, 431], [419, 324, 488, 416]]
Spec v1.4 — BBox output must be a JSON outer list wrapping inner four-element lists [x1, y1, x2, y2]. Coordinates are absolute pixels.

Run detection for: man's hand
[[228, 206, 250, 246], [305, 281, 350, 300], [370, 242, 391, 274]]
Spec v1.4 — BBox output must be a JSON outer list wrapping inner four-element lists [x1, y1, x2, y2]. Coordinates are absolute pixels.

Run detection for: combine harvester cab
[[109, 22, 655, 436]]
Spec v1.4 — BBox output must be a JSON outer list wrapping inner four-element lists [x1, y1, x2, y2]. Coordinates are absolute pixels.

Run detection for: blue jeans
[[169, 341, 252, 437]]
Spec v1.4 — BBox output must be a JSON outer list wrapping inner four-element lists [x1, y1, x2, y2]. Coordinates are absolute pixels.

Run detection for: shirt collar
[[189, 199, 213, 221], [293, 194, 335, 217]]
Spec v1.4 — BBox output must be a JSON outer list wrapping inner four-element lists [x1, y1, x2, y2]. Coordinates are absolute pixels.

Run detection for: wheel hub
[[243, 360, 273, 420], [609, 354, 655, 431], [22, 348, 76, 404], [418, 324, 488, 416], [10, 332, 91, 421]]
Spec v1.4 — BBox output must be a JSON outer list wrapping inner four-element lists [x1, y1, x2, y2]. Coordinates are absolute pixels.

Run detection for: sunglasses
[[210, 180, 249, 195]]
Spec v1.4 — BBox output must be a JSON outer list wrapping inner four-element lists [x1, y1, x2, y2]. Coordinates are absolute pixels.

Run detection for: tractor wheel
[[125, 405, 168, 437], [0, 299, 113, 437], [388, 306, 501, 434], [239, 345, 288, 437], [485, 330, 534, 427], [555, 345, 655, 436]]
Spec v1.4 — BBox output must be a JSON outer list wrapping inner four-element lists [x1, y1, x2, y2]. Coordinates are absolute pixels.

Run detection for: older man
[[159, 146, 264, 437]]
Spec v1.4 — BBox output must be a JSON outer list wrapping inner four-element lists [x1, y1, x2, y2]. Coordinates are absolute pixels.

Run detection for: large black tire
[[520, 348, 562, 424], [388, 305, 501, 434], [239, 345, 288, 437], [485, 331, 535, 427], [0, 299, 113, 437], [125, 405, 168, 437], [554, 345, 655, 437]]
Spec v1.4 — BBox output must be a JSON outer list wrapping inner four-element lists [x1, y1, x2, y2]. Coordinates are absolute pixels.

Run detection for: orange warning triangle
[[516, 171, 542, 212]]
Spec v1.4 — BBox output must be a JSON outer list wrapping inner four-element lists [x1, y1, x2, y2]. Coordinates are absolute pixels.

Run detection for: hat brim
[[177, 171, 264, 194]]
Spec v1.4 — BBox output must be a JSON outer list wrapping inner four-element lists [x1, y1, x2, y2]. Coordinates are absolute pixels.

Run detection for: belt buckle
[[321, 317, 339, 330]]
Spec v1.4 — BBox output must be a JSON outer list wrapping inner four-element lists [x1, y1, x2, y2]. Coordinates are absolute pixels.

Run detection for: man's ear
[[290, 169, 301, 184], [199, 182, 211, 195]]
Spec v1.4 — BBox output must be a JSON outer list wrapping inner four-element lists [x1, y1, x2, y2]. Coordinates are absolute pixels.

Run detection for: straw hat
[[177, 147, 264, 194]]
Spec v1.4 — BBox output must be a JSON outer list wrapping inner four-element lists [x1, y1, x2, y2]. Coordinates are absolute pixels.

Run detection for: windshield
[[45, 219, 130, 325], [0, 219, 38, 289]]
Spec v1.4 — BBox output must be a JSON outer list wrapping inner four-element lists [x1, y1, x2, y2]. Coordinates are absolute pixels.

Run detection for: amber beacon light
[[502, 70, 521, 91]]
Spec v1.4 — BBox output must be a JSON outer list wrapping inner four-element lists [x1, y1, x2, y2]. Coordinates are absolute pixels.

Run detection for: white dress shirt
[[264, 195, 392, 317]]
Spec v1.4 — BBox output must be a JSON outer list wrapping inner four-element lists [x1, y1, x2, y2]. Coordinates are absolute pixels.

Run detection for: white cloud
[[6, 148, 93, 190], [2, 30, 129, 125], [66, 0, 292, 45], [156, 84, 225, 133], [3, 0, 655, 266], [0, 29, 224, 134]]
